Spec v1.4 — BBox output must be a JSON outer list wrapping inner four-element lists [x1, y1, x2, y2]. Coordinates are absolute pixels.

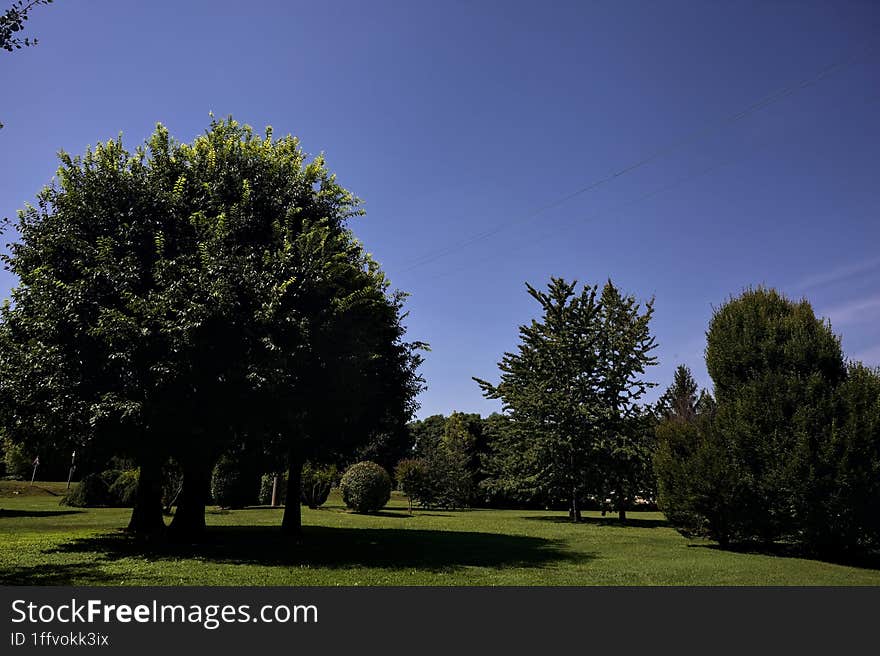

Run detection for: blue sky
[[1, 1, 878, 419]]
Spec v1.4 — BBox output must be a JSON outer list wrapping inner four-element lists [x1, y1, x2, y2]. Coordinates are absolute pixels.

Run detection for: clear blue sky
[[1, 1, 878, 419]]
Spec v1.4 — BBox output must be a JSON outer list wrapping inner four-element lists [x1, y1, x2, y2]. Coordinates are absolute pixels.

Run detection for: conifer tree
[[476, 278, 657, 521]]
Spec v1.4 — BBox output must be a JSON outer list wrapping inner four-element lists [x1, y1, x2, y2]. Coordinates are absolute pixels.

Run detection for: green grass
[[1, 481, 879, 585]]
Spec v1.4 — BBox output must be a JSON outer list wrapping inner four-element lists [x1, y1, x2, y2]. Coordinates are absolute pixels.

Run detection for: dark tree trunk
[[618, 508, 627, 522], [281, 446, 303, 536], [570, 491, 581, 523], [169, 458, 210, 541], [127, 460, 166, 539]]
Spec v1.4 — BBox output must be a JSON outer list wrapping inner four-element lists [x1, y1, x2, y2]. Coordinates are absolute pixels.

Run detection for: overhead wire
[[400, 41, 875, 274]]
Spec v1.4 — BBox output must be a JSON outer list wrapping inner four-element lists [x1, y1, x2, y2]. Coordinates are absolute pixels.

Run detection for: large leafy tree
[[475, 278, 656, 521], [0, 117, 423, 539], [0, 134, 195, 536]]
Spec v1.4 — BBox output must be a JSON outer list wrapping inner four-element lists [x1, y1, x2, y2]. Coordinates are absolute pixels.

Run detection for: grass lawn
[[1, 481, 879, 585]]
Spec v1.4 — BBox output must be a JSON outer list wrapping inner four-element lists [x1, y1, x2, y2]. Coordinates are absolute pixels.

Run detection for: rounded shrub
[[210, 455, 257, 509], [340, 461, 391, 513]]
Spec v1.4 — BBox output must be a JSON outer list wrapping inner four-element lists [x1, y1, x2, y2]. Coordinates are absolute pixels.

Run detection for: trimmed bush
[[340, 461, 391, 513], [210, 455, 257, 509]]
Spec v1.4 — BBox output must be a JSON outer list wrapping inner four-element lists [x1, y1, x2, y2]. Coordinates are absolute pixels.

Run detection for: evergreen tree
[[657, 365, 700, 423], [706, 287, 845, 544], [475, 278, 657, 521]]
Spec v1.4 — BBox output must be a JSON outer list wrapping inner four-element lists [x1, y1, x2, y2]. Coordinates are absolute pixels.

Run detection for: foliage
[[259, 472, 287, 506], [657, 288, 880, 554], [399, 414, 480, 510], [1, 0, 52, 51], [300, 462, 336, 508], [394, 458, 431, 510], [427, 437, 474, 509], [61, 469, 134, 508], [654, 411, 738, 545], [475, 278, 657, 520], [61, 473, 112, 508], [339, 461, 391, 513], [353, 428, 416, 477], [108, 469, 139, 507], [210, 455, 258, 509], [2, 436, 32, 479], [0, 0, 54, 128], [407, 414, 447, 453], [797, 362, 880, 554], [657, 365, 700, 422], [0, 116, 424, 538], [706, 287, 845, 544]]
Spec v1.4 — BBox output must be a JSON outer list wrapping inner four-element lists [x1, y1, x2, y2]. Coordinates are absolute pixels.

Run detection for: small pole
[[66, 450, 77, 490], [30, 456, 39, 486], [270, 474, 279, 507]]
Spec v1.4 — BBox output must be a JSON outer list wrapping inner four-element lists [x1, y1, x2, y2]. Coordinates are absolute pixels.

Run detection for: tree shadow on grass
[[687, 543, 880, 571], [0, 563, 130, 586], [522, 515, 671, 529], [0, 509, 85, 519], [35, 525, 588, 580]]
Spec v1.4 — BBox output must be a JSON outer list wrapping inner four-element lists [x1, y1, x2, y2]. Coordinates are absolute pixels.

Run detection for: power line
[[400, 41, 875, 273], [421, 90, 880, 284]]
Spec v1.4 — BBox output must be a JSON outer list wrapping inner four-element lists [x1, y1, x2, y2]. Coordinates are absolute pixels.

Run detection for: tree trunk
[[618, 508, 626, 522], [270, 475, 279, 507], [127, 460, 166, 539], [169, 458, 210, 541], [281, 446, 303, 536], [570, 490, 580, 523]]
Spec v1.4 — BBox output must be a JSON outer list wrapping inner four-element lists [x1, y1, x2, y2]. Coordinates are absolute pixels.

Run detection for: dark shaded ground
[[0, 509, 84, 519], [0, 525, 591, 585], [0, 563, 134, 586], [523, 515, 670, 529], [687, 542, 880, 571]]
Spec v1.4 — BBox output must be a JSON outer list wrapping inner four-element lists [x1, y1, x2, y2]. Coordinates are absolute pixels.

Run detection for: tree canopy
[[475, 278, 657, 521], [656, 287, 880, 554], [0, 117, 424, 538]]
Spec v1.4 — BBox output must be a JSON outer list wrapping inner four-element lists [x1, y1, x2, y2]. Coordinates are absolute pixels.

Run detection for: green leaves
[[477, 277, 658, 518], [0, 116, 424, 536], [1, 1, 54, 53]]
